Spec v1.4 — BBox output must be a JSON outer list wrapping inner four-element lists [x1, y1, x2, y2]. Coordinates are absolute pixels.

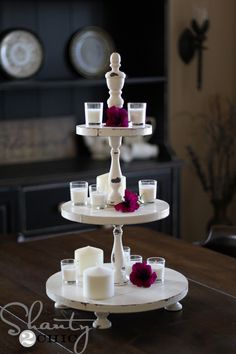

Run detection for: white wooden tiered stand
[[46, 53, 188, 329]]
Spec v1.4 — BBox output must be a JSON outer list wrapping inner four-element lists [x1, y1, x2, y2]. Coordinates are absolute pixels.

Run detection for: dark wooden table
[[0, 226, 236, 354]]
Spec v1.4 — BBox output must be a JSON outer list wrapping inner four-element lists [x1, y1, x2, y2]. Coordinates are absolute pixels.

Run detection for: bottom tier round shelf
[[46, 267, 188, 329]]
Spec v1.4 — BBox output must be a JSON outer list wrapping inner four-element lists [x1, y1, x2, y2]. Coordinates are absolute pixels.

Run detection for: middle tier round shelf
[[61, 199, 169, 226], [76, 123, 152, 137]]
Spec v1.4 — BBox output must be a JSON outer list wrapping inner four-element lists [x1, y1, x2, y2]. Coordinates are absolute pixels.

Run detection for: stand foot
[[165, 302, 183, 311], [54, 302, 69, 309], [93, 312, 111, 329]]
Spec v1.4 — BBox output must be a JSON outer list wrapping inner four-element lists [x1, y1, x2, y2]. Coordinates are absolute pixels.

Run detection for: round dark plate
[[0, 29, 43, 79], [69, 26, 115, 78]]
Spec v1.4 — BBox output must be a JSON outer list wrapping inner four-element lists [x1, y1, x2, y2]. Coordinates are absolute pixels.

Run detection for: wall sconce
[[178, 9, 210, 90]]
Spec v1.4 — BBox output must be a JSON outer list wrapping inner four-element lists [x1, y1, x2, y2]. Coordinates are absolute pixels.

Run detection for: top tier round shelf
[[76, 123, 152, 137], [61, 199, 169, 226]]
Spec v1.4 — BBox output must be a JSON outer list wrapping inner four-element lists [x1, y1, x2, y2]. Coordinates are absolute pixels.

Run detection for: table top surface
[[0, 226, 236, 354]]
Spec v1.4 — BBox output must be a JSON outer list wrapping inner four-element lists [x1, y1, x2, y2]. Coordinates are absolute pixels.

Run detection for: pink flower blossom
[[105, 106, 128, 127], [130, 262, 157, 288], [114, 190, 139, 212]]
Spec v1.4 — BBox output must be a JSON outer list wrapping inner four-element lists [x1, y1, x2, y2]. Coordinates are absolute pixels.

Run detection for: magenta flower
[[130, 262, 157, 288], [114, 189, 139, 212], [105, 106, 128, 127]]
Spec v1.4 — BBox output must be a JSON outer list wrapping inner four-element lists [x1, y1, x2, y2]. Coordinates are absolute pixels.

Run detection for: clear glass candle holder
[[61, 259, 78, 284], [70, 181, 88, 206], [89, 184, 107, 209], [85, 102, 103, 126], [139, 179, 157, 204], [126, 254, 143, 276], [147, 257, 165, 283], [128, 102, 147, 126]]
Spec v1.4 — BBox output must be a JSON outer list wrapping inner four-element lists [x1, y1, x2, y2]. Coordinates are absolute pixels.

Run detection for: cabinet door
[[0, 204, 7, 234], [0, 189, 18, 235], [126, 166, 177, 236], [19, 183, 91, 237]]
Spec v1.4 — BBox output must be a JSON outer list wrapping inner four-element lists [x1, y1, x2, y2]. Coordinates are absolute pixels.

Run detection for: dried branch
[[186, 145, 209, 192], [186, 95, 236, 206]]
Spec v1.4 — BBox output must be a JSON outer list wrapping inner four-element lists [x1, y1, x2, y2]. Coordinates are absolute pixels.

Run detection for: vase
[[207, 199, 232, 232]]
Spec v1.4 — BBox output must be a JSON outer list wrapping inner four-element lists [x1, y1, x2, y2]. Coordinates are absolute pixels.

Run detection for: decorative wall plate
[[69, 26, 115, 78], [0, 29, 43, 79]]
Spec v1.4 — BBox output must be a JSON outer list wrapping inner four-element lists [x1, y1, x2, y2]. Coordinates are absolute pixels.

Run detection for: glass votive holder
[[138, 179, 157, 204], [128, 102, 147, 126], [147, 257, 165, 283], [61, 259, 78, 284], [126, 255, 143, 275], [89, 184, 107, 209], [85, 102, 103, 126], [70, 181, 88, 206]]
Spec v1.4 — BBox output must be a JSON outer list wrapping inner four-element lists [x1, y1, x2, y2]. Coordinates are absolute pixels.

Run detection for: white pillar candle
[[74, 246, 104, 276], [83, 266, 114, 300], [96, 173, 126, 196]]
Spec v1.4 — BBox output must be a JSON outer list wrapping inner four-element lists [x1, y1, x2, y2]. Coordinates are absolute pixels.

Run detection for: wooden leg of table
[[93, 312, 111, 329], [164, 302, 183, 311]]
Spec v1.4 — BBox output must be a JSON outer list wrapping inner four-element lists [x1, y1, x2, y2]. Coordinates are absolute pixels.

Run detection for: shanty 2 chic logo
[[0, 300, 93, 354]]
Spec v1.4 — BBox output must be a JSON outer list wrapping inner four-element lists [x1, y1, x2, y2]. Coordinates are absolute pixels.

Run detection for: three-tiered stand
[[46, 53, 188, 329]]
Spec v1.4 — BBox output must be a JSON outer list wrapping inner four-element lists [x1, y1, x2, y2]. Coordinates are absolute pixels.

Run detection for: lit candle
[[74, 246, 104, 276], [83, 266, 114, 300]]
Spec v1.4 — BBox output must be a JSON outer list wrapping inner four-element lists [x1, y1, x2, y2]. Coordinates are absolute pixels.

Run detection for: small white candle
[[128, 103, 146, 126], [61, 259, 78, 283], [129, 109, 145, 125], [85, 102, 103, 125], [90, 191, 107, 209], [139, 185, 156, 203], [83, 266, 114, 300], [151, 264, 165, 283], [147, 257, 165, 283], [86, 109, 102, 124], [74, 246, 104, 276], [62, 265, 77, 282], [71, 187, 88, 205], [126, 262, 136, 276]]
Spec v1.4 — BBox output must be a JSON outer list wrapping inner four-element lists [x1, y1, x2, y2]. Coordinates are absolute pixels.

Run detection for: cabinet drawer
[[20, 183, 73, 232]]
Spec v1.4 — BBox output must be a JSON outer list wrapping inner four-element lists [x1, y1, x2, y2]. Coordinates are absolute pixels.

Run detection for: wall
[[169, 0, 236, 242]]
